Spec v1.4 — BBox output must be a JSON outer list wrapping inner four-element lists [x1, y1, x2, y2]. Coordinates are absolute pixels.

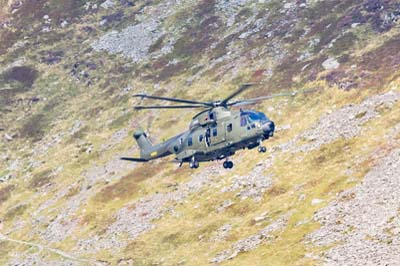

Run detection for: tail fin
[[133, 130, 152, 153]]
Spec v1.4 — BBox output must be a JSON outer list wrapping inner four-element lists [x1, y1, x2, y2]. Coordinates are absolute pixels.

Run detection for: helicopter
[[121, 84, 309, 169]]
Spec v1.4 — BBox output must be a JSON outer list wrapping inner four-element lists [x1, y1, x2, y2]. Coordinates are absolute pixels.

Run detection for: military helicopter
[[121, 84, 307, 169]]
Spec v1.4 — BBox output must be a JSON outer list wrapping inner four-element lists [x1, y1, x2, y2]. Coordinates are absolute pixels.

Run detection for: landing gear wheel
[[223, 161, 234, 169], [189, 158, 199, 169], [258, 146, 267, 153]]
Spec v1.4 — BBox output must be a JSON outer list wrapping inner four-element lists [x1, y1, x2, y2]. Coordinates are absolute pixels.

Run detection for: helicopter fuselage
[[133, 107, 275, 168]]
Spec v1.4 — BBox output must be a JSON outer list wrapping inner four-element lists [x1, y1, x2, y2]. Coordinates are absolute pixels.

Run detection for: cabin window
[[209, 112, 215, 120], [227, 123, 233, 132], [213, 128, 218, 137], [199, 134, 203, 142], [188, 136, 193, 146], [240, 116, 247, 127]]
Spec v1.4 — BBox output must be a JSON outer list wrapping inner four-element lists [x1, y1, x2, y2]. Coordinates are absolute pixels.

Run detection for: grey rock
[[322, 58, 340, 70], [311, 198, 324, 205], [216, 199, 235, 213], [70, 120, 84, 136], [60, 20, 68, 28], [211, 224, 232, 242], [298, 193, 306, 201], [4, 133, 13, 141], [276, 124, 291, 132], [253, 211, 269, 223], [216, 0, 252, 27], [100, 0, 115, 9]]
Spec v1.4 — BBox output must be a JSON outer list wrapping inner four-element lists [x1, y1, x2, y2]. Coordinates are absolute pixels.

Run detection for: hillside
[[1, 0, 400, 265]]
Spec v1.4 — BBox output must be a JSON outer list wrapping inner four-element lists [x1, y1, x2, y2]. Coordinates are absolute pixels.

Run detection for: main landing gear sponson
[[223, 160, 234, 169]]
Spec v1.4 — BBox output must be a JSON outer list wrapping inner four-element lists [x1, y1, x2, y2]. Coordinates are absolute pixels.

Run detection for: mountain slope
[[1, 0, 400, 265]]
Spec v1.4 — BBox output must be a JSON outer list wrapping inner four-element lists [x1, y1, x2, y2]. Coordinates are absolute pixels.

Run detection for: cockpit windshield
[[241, 111, 269, 123]]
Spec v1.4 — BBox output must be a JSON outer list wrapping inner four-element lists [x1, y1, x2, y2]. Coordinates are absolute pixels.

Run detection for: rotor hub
[[211, 101, 224, 108]]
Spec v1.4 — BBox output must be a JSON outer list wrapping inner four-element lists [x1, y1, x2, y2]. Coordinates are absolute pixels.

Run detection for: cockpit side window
[[227, 123, 233, 132], [241, 111, 268, 125], [188, 136, 193, 146], [240, 116, 247, 127]]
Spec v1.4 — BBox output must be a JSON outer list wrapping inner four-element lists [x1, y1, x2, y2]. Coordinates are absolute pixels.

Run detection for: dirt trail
[[0, 233, 99, 265]]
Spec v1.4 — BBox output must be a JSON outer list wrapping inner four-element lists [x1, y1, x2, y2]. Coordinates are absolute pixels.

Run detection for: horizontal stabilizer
[[120, 157, 148, 162]]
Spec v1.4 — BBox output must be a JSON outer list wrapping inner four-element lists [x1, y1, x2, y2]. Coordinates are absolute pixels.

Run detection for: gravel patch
[[307, 148, 400, 266], [32, 149, 135, 243], [8, 254, 82, 266], [216, 0, 252, 27], [278, 91, 400, 153], [75, 164, 223, 253], [221, 158, 274, 202], [211, 212, 292, 263], [216, 199, 235, 213], [92, 0, 185, 62], [211, 224, 232, 242], [92, 19, 162, 62], [100, 128, 128, 151]]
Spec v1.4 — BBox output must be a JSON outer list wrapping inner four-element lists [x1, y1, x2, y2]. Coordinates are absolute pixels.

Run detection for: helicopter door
[[210, 123, 226, 145], [205, 127, 211, 147], [240, 113, 250, 138]]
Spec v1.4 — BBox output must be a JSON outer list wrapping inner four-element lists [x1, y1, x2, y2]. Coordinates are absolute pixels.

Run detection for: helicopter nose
[[262, 121, 275, 135]]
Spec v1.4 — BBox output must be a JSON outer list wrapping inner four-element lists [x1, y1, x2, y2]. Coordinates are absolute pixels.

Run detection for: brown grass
[[0, 65, 39, 106], [4, 203, 29, 221], [0, 29, 21, 55], [358, 34, 400, 88], [94, 164, 163, 203], [228, 201, 254, 217], [267, 186, 288, 197], [19, 114, 48, 142], [3, 66, 38, 87], [0, 185, 15, 205], [0, 240, 13, 262], [28, 169, 53, 190]]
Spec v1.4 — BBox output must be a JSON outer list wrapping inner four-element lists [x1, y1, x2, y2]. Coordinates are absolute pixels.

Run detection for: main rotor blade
[[134, 94, 212, 106], [229, 88, 320, 107], [221, 83, 256, 105], [134, 105, 208, 110]]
